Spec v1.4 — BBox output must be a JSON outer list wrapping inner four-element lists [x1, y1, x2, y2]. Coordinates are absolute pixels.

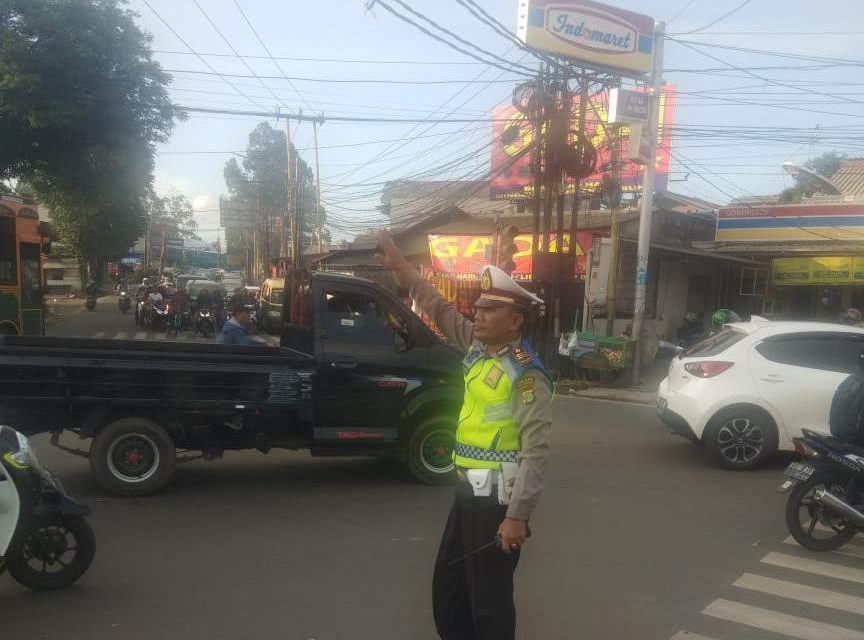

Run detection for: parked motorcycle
[[118, 291, 131, 315], [0, 425, 96, 590], [85, 294, 96, 312], [780, 355, 864, 551], [195, 307, 216, 339]]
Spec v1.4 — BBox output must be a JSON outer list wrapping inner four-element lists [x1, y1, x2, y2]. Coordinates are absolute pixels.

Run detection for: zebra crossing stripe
[[134, 332, 147, 340], [703, 598, 864, 640], [115, 332, 127, 339], [669, 632, 723, 640], [784, 536, 864, 561], [734, 572, 864, 616], [762, 552, 864, 585], [93, 331, 106, 338]]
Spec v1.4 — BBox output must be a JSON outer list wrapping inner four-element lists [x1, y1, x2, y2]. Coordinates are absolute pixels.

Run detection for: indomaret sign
[[516, 0, 655, 76]]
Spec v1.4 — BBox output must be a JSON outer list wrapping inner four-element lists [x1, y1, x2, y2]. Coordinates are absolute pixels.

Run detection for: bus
[[0, 195, 45, 335]]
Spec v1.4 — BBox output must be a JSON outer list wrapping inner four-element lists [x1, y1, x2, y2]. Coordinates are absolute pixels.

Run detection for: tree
[[223, 122, 326, 266], [147, 191, 199, 241], [779, 151, 847, 203], [0, 0, 178, 276]]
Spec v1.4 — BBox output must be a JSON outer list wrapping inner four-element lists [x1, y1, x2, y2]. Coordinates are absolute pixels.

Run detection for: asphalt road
[[5, 307, 864, 639]]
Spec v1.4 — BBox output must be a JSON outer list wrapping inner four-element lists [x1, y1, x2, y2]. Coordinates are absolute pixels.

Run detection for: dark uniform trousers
[[433, 482, 520, 640]]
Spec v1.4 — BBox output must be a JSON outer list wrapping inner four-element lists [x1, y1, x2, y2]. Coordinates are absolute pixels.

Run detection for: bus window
[[21, 243, 41, 306], [0, 217, 16, 285]]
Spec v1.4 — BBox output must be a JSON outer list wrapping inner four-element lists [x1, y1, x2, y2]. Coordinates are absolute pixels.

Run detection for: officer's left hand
[[498, 518, 527, 554]]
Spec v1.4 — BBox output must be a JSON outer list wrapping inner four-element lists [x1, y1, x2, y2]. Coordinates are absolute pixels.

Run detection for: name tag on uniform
[[484, 366, 503, 389]]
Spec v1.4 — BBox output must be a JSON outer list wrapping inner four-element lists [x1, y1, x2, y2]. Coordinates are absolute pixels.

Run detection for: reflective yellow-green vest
[[453, 339, 546, 470]]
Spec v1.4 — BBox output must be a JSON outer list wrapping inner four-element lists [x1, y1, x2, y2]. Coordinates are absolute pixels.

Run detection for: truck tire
[[406, 415, 457, 485], [90, 417, 176, 496]]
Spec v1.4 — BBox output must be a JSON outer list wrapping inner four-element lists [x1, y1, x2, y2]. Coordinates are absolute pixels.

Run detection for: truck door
[[313, 281, 426, 444]]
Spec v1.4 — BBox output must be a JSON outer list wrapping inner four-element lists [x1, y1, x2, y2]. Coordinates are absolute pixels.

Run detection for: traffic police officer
[[377, 232, 552, 640]]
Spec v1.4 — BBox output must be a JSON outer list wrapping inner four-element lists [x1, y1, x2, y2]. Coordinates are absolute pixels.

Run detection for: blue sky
[[129, 0, 864, 241]]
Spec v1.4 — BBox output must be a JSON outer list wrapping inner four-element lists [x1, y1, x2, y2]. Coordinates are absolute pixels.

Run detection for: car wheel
[[406, 415, 457, 485], [703, 407, 778, 470]]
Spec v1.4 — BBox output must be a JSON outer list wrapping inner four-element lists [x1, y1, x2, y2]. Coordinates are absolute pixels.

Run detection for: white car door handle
[[760, 375, 784, 383]]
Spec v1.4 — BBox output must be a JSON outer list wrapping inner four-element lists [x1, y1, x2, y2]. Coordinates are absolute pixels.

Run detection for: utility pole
[[631, 23, 666, 385], [312, 118, 323, 254], [284, 119, 293, 261], [605, 121, 621, 337]]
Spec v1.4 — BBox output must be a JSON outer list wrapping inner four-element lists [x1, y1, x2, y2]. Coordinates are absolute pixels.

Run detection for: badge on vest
[[484, 365, 503, 389]]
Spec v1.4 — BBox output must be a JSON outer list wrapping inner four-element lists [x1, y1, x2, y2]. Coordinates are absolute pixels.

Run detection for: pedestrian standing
[[377, 231, 552, 640]]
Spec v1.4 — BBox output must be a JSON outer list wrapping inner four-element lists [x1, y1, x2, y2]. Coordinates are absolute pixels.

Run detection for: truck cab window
[[324, 290, 407, 344]]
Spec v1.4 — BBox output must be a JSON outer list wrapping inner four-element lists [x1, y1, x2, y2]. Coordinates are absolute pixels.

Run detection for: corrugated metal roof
[[831, 159, 864, 196]]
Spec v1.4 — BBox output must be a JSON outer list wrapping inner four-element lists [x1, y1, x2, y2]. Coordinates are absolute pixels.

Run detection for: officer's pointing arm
[[377, 231, 474, 353]]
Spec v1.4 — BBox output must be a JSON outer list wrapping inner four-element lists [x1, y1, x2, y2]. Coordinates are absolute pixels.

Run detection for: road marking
[[734, 572, 864, 615], [134, 332, 147, 340], [762, 552, 864, 585], [703, 598, 864, 640], [784, 536, 864, 561], [93, 331, 106, 338], [669, 632, 723, 640], [114, 332, 127, 339]]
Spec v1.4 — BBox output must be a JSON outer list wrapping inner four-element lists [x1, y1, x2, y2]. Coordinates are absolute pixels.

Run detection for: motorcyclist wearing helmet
[[711, 309, 742, 334]]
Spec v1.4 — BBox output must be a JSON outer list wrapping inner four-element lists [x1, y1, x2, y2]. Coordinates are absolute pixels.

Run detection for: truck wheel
[[90, 417, 176, 496], [406, 416, 457, 485]]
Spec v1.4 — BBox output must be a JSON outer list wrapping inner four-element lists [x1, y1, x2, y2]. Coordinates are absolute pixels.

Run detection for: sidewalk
[[557, 383, 656, 405]]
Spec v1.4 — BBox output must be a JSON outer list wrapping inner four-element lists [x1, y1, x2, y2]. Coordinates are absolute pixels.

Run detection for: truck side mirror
[[394, 332, 411, 353]]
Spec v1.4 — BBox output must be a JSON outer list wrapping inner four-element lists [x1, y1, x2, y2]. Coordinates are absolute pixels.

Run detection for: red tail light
[[684, 361, 734, 378]]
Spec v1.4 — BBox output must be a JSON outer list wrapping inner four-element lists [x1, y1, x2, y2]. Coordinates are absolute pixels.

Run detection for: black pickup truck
[[0, 272, 464, 496]]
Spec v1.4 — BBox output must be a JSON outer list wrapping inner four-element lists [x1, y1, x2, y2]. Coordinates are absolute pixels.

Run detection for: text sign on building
[[772, 256, 864, 285], [490, 85, 675, 199], [717, 204, 864, 242], [608, 87, 651, 124], [517, 0, 655, 76], [428, 232, 593, 280]]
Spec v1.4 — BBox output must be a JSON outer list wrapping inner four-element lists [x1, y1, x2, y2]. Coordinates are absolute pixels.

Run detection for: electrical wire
[[163, 68, 522, 84], [667, 0, 701, 25], [230, 0, 315, 112], [367, 0, 534, 76], [672, 0, 757, 35], [139, 0, 268, 111], [154, 49, 485, 65], [191, 0, 293, 111]]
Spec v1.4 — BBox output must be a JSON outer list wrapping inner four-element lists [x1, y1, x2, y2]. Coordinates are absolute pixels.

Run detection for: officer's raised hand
[[376, 230, 420, 289]]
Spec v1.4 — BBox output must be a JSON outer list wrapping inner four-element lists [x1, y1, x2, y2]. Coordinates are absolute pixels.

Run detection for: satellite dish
[[782, 162, 842, 195]]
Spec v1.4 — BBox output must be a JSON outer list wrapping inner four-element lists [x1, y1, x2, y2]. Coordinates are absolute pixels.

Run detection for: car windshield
[[685, 328, 747, 358]]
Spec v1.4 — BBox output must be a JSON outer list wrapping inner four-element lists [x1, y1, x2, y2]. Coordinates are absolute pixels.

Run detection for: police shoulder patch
[[516, 376, 535, 391], [520, 389, 536, 405], [512, 347, 533, 366]]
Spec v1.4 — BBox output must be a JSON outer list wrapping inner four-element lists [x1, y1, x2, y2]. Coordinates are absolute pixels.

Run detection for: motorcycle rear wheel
[[786, 472, 858, 551], [7, 517, 95, 590]]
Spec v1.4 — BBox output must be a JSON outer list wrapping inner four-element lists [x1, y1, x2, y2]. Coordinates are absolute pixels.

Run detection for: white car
[[657, 319, 864, 470]]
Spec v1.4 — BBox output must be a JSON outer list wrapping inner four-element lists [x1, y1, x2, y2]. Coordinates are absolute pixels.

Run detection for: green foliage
[[0, 0, 178, 269], [779, 152, 847, 203], [224, 122, 326, 255], [147, 191, 199, 241]]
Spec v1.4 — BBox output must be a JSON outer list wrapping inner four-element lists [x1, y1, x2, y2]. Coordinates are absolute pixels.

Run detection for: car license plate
[[656, 398, 667, 415], [783, 462, 815, 482]]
